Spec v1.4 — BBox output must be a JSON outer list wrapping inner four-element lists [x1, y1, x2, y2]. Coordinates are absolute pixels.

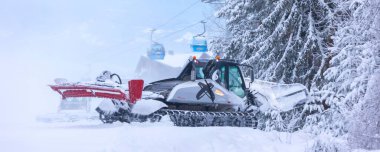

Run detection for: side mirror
[[191, 61, 196, 81], [250, 69, 254, 83], [212, 70, 220, 81]]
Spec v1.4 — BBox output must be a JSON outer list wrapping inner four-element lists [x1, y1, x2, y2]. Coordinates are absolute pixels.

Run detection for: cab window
[[228, 66, 245, 98], [178, 61, 206, 81], [219, 66, 226, 87], [196, 67, 204, 79]]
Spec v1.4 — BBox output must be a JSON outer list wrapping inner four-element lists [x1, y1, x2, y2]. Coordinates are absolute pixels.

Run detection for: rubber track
[[128, 109, 258, 128]]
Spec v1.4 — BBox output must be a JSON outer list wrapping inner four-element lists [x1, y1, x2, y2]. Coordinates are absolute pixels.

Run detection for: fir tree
[[216, 0, 334, 88]]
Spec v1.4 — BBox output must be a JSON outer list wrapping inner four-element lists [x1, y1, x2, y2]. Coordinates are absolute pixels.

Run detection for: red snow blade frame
[[49, 80, 144, 103]]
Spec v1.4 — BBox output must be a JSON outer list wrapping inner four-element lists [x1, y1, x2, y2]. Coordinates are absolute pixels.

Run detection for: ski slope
[[2, 53, 374, 152], [1, 118, 313, 152]]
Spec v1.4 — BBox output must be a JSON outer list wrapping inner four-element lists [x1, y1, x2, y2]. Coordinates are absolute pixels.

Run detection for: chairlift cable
[[104, 16, 214, 58], [155, 0, 201, 29], [157, 21, 200, 40], [157, 15, 214, 41]]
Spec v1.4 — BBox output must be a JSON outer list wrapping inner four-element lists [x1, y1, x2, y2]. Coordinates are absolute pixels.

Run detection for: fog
[[0, 0, 214, 125]]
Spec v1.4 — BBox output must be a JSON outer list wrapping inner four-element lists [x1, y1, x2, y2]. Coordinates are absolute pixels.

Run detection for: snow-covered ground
[[2, 52, 378, 152], [0, 52, 316, 152], [1, 117, 314, 152], [0, 52, 321, 152], [1, 55, 378, 152]]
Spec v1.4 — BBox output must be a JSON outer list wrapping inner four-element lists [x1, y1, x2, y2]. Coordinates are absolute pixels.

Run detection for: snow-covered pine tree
[[216, 0, 334, 88], [319, 0, 380, 135], [343, 0, 380, 149], [305, 0, 380, 150], [349, 69, 380, 150], [320, 0, 379, 133]]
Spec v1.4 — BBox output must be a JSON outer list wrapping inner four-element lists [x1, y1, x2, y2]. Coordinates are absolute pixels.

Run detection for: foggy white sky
[[0, 0, 216, 75], [0, 0, 218, 124]]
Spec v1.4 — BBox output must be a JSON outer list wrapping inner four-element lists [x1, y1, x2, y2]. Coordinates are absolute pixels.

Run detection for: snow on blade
[[249, 80, 309, 112], [131, 99, 168, 115]]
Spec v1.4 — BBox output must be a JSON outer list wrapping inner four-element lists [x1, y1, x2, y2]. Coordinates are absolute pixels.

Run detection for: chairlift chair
[[190, 21, 208, 52], [147, 42, 166, 60], [190, 36, 208, 52], [147, 29, 166, 60]]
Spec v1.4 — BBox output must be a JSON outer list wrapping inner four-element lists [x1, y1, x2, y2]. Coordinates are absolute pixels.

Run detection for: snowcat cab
[[141, 57, 255, 113], [166, 58, 253, 98], [200, 58, 253, 98]]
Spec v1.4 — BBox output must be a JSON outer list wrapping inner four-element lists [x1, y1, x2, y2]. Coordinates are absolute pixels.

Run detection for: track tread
[[147, 109, 258, 128]]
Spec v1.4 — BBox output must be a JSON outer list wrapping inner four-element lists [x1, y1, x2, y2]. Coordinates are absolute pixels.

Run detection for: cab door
[[226, 65, 246, 98]]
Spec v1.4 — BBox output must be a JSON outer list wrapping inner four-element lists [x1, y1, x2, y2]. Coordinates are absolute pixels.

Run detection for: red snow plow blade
[[49, 80, 144, 103], [50, 85, 128, 101]]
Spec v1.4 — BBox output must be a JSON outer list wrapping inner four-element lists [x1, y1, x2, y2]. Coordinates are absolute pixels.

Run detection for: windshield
[[178, 61, 207, 81]]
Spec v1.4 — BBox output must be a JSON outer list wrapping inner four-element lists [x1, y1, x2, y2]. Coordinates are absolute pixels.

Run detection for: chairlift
[[147, 29, 166, 60], [147, 42, 166, 60], [190, 21, 208, 52], [191, 36, 208, 52]]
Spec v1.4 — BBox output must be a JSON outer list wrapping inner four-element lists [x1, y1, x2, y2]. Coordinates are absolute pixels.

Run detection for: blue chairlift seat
[[190, 36, 208, 52], [148, 43, 165, 60]]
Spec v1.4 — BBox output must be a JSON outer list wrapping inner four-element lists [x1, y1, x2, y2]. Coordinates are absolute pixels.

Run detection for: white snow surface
[[97, 99, 119, 113], [131, 99, 168, 115], [1, 119, 314, 152], [1, 53, 375, 152], [36, 110, 98, 123]]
